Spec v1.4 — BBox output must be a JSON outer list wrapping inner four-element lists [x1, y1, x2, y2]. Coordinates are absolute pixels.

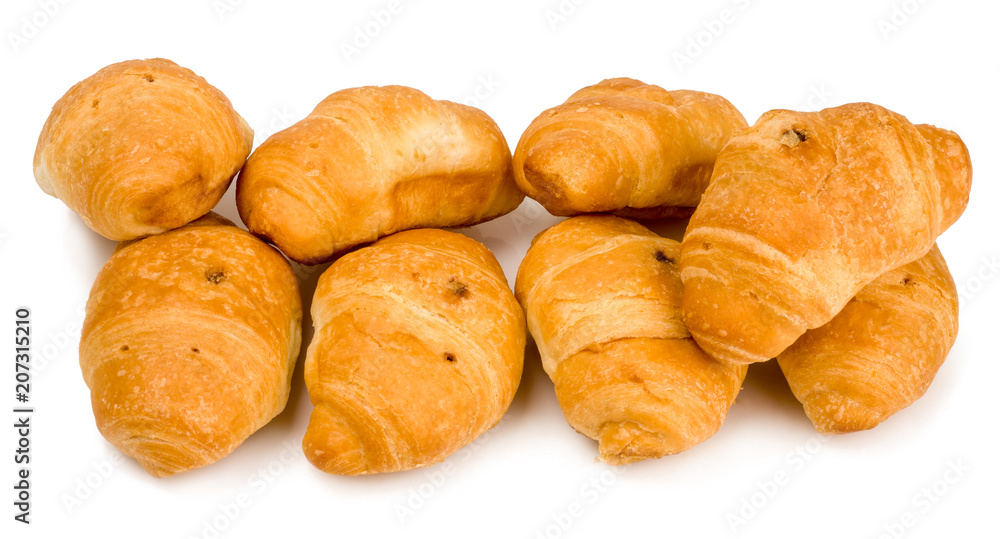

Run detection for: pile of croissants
[[33, 58, 971, 477]]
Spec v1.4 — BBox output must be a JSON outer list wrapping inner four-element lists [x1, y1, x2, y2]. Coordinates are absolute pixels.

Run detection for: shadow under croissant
[[299, 335, 556, 485], [505, 335, 547, 420], [742, 360, 803, 412], [261, 258, 331, 435], [64, 209, 118, 277], [630, 215, 690, 244]]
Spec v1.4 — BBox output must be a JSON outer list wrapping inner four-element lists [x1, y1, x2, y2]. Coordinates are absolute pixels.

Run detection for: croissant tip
[[138, 461, 177, 478], [114, 432, 209, 478], [521, 137, 619, 213], [303, 405, 372, 475], [801, 390, 884, 434], [688, 332, 768, 366], [596, 421, 679, 465]]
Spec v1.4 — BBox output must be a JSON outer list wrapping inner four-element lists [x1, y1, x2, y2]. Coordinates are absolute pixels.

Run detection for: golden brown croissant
[[512, 78, 747, 218], [34, 58, 253, 240], [515, 215, 746, 464], [79, 213, 302, 477], [303, 229, 525, 474], [237, 85, 524, 264], [681, 103, 971, 365], [777, 245, 958, 434]]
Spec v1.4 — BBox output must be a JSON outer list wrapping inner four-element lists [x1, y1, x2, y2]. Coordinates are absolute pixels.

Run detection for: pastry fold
[[34, 58, 253, 240], [681, 103, 971, 365], [516, 215, 746, 464], [513, 78, 747, 218], [237, 85, 523, 264], [303, 229, 525, 474], [777, 245, 958, 434], [79, 213, 302, 477]]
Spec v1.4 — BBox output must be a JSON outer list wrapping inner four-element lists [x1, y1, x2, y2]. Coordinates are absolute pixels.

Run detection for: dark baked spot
[[120, 345, 129, 351], [142, 73, 155, 82], [205, 270, 226, 284], [444, 353, 457, 363], [654, 250, 675, 264], [702, 241, 713, 251], [447, 277, 469, 298], [92, 99, 100, 109], [902, 276, 915, 287], [191, 348, 200, 353]]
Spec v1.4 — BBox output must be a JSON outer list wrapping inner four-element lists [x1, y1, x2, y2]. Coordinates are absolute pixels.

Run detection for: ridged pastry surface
[[303, 229, 525, 474], [516, 215, 746, 464], [777, 245, 958, 434], [513, 78, 747, 217], [681, 103, 971, 365], [79, 213, 302, 477], [237, 85, 524, 264], [34, 58, 253, 240]]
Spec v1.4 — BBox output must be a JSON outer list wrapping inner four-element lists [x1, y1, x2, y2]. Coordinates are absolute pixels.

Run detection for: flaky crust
[[303, 229, 525, 474], [34, 58, 253, 240], [681, 103, 972, 365], [512, 78, 747, 217], [79, 213, 302, 477], [777, 245, 958, 434], [236, 86, 524, 264], [515, 216, 746, 464]]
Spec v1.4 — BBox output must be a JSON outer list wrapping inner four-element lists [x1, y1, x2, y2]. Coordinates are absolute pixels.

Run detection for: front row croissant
[[53, 59, 970, 477], [81, 216, 525, 477]]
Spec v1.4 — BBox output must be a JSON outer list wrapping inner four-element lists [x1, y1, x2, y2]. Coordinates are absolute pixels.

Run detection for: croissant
[[303, 229, 525, 474], [515, 215, 747, 464], [79, 213, 302, 477], [777, 245, 958, 434], [681, 103, 972, 365], [512, 78, 747, 218], [33, 58, 253, 240], [237, 85, 524, 264]]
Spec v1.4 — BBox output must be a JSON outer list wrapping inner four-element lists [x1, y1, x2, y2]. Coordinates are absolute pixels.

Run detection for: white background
[[1, 0, 997, 538]]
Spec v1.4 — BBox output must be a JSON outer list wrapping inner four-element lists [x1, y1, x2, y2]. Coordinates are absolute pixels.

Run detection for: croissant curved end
[[124, 438, 188, 478], [302, 404, 370, 475], [800, 390, 885, 435], [521, 130, 621, 215], [681, 269, 809, 365], [915, 124, 973, 231], [112, 431, 215, 478], [597, 421, 681, 465]]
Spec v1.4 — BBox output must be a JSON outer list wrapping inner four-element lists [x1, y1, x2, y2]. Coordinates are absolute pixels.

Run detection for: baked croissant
[[681, 103, 972, 365], [777, 245, 958, 434], [34, 58, 253, 240], [79, 213, 302, 477], [512, 78, 747, 218], [237, 85, 524, 264], [515, 215, 747, 464], [303, 229, 525, 474]]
